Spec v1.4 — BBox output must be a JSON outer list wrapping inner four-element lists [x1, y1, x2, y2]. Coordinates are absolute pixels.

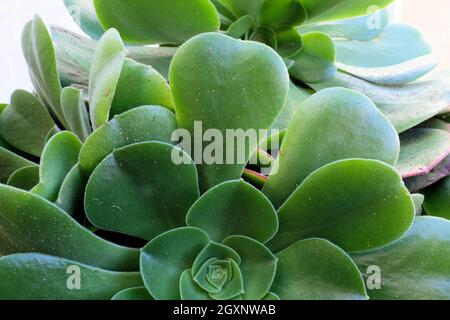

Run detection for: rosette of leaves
[[0, 0, 450, 301]]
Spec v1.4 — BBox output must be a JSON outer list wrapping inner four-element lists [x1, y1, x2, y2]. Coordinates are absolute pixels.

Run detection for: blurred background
[[0, 0, 449, 101]]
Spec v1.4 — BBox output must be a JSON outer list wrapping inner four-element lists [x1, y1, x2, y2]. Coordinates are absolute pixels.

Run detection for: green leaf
[[268, 159, 415, 253], [55, 164, 87, 217], [85, 142, 200, 241], [7, 166, 39, 191], [22, 16, 67, 127], [275, 27, 303, 58], [79, 105, 177, 175], [300, 0, 395, 24], [0, 90, 57, 157], [0, 147, 35, 183], [259, 0, 307, 27], [264, 88, 400, 208], [272, 239, 367, 300], [0, 253, 142, 300], [31, 132, 82, 202], [335, 24, 436, 85], [218, 0, 265, 20], [191, 242, 241, 277], [310, 71, 450, 133], [140, 227, 210, 300], [263, 292, 280, 300], [223, 236, 277, 300], [396, 129, 450, 178], [127, 46, 177, 80], [112, 287, 153, 300], [405, 155, 450, 193], [63, 0, 105, 40], [110, 58, 174, 117], [225, 15, 256, 39], [89, 29, 126, 129], [423, 177, 450, 220], [187, 180, 278, 243], [61, 87, 92, 142], [0, 184, 139, 271], [209, 259, 244, 300], [289, 32, 336, 83], [180, 269, 213, 300], [352, 217, 450, 299], [93, 0, 220, 45], [298, 7, 391, 41], [170, 33, 289, 191], [412, 193, 424, 216]]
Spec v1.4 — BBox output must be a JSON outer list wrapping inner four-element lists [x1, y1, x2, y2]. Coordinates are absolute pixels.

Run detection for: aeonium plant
[[0, 0, 450, 300]]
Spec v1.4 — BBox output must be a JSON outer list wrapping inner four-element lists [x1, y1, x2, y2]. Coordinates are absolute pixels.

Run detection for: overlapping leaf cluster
[[0, 0, 450, 300]]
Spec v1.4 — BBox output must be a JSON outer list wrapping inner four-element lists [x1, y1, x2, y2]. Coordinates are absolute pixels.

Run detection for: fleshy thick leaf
[[289, 32, 336, 83], [335, 24, 437, 85], [187, 180, 278, 243], [22, 16, 67, 127], [268, 159, 415, 253], [0, 147, 35, 183], [112, 287, 153, 301], [61, 87, 92, 142], [0, 253, 142, 300], [0, 184, 139, 271], [405, 154, 450, 192], [55, 164, 87, 217], [396, 129, 450, 178], [223, 236, 277, 300], [272, 239, 367, 300], [423, 177, 450, 220], [63, 0, 105, 40], [310, 71, 450, 133], [352, 217, 450, 299], [79, 105, 177, 175], [264, 88, 400, 208], [93, 0, 220, 45], [300, 0, 394, 24], [7, 166, 39, 191], [110, 58, 174, 117], [85, 142, 200, 241], [0, 90, 57, 157], [140, 227, 210, 300], [89, 29, 125, 129], [170, 33, 289, 191], [31, 132, 82, 202]]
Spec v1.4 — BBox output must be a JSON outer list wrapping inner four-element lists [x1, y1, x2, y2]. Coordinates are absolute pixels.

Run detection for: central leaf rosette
[[141, 228, 278, 300]]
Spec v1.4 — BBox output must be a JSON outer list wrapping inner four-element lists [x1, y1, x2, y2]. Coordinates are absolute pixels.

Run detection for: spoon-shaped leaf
[[0, 184, 139, 271], [405, 154, 450, 193], [61, 87, 92, 142], [352, 217, 450, 299], [300, 0, 394, 24], [423, 177, 450, 220], [31, 132, 82, 202], [298, 7, 391, 41], [7, 166, 39, 191], [271, 238, 367, 300], [112, 287, 153, 301], [264, 88, 400, 208], [0, 253, 142, 300], [289, 32, 336, 83], [268, 159, 415, 253], [110, 58, 174, 117], [89, 29, 125, 129], [217, 0, 265, 20], [335, 24, 437, 85], [93, 0, 220, 45], [396, 128, 450, 178], [63, 0, 105, 40], [141, 227, 210, 300], [0, 147, 35, 183], [259, 0, 307, 27], [22, 16, 67, 127], [226, 15, 256, 39], [55, 165, 87, 217], [187, 180, 278, 243], [0, 90, 57, 157], [310, 71, 450, 133], [85, 142, 200, 241], [223, 236, 277, 300], [170, 32, 289, 191], [79, 105, 177, 175]]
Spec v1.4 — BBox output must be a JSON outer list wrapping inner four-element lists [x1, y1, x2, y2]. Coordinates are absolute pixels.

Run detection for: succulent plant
[[1, 0, 450, 300]]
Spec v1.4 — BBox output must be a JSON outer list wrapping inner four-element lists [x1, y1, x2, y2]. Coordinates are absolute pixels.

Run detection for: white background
[[0, 0, 449, 102]]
